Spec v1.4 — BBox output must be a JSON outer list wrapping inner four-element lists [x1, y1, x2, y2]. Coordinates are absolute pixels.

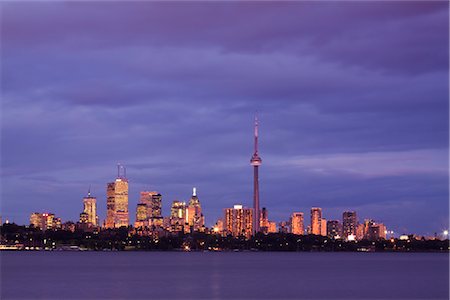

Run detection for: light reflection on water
[[1, 252, 448, 299]]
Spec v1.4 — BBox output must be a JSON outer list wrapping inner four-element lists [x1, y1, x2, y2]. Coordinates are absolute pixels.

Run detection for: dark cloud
[[1, 2, 448, 235]]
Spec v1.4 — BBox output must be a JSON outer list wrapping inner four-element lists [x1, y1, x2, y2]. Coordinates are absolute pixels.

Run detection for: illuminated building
[[105, 164, 129, 228], [363, 219, 387, 240], [134, 203, 148, 228], [163, 216, 171, 230], [356, 223, 365, 240], [224, 205, 253, 238], [62, 221, 76, 233], [212, 219, 224, 235], [279, 221, 289, 233], [342, 211, 357, 239], [150, 193, 162, 219], [186, 187, 204, 232], [140, 191, 158, 218], [78, 212, 91, 231], [367, 223, 386, 240], [79, 212, 89, 223], [310, 207, 322, 235], [82, 188, 98, 226], [30, 213, 60, 231], [138, 191, 162, 228], [320, 218, 327, 236], [260, 207, 277, 234], [260, 207, 269, 234], [250, 115, 262, 235], [326, 220, 341, 239], [291, 212, 304, 235], [170, 200, 186, 232], [43, 213, 55, 230], [151, 217, 163, 228], [54, 217, 62, 229], [268, 221, 277, 233], [30, 213, 43, 229]]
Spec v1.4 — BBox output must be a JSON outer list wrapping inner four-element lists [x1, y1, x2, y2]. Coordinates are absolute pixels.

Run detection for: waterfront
[[1, 252, 448, 299]]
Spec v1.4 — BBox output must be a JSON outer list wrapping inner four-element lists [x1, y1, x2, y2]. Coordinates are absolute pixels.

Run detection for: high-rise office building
[[105, 164, 129, 228], [291, 212, 304, 235], [260, 207, 269, 234], [342, 211, 357, 239], [138, 191, 162, 228], [326, 220, 342, 239], [268, 221, 277, 233], [170, 200, 186, 232], [186, 187, 204, 232], [368, 223, 386, 240], [30, 213, 43, 229], [310, 207, 322, 235], [363, 219, 387, 241], [140, 191, 158, 219], [356, 223, 365, 240], [224, 205, 253, 238], [279, 221, 289, 233], [150, 193, 163, 228], [30, 212, 60, 231], [250, 115, 262, 235], [82, 188, 98, 226], [79, 212, 89, 223], [320, 218, 327, 236], [134, 203, 148, 228], [150, 193, 162, 218]]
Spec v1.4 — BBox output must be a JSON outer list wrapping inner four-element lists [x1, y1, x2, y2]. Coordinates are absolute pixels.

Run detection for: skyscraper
[[79, 212, 89, 223], [326, 220, 342, 239], [342, 211, 357, 239], [30, 213, 43, 229], [291, 212, 305, 235], [310, 207, 322, 235], [30, 212, 60, 231], [224, 205, 253, 238], [150, 193, 162, 219], [135, 203, 148, 228], [250, 115, 262, 235], [186, 187, 204, 232], [320, 218, 327, 236], [140, 191, 158, 219], [105, 164, 129, 228], [260, 207, 269, 234], [170, 200, 186, 232], [82, 188, 98, 226], [363, 219, 387, 241]]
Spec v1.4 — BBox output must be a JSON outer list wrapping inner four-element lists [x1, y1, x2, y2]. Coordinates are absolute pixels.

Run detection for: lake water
[[1, 252, 448, 299]]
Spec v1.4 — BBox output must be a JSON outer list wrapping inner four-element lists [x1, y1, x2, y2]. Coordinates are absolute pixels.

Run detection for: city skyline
[[1, 2, 448, 236], [22, 117, 397, 238]]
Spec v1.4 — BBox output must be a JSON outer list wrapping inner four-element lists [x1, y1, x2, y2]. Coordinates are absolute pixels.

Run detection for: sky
[[1, 1, 448, 236]]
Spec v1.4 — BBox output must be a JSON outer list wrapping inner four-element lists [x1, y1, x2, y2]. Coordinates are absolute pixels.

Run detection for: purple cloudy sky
[[1, 1, 448, 235]]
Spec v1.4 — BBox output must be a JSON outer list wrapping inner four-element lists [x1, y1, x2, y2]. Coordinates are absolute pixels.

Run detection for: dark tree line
[[1, 223, 448, 252]]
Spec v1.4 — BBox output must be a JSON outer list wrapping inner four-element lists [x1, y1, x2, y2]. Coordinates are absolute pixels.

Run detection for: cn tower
[[250, 115, 262, 235]]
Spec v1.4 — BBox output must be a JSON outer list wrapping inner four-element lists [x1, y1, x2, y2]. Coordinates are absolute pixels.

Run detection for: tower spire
[[88, 185, 91, 197], [193, 187, 197, 197], [254, 113, 258, 154]]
